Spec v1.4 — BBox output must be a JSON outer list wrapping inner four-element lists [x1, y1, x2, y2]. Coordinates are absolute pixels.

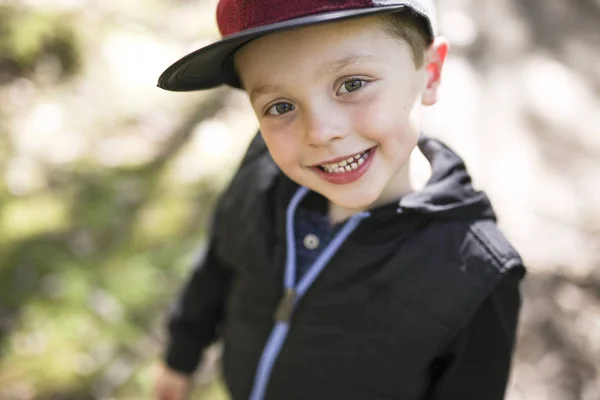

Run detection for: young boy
[[154, 1, 526, 399]]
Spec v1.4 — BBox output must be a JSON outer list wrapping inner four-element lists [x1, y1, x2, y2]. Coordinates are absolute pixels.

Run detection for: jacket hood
[[395, 136, 496, 220]]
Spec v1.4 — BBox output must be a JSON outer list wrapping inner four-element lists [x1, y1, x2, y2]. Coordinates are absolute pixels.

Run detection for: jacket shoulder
[[460, 219, 524, 278], [411, 218, 525, 331], [211, 133, 282, 267], [214, 133, 279, 223]]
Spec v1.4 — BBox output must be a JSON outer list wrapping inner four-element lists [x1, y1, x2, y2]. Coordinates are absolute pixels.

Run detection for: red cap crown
[[217, 0, 374, 37]]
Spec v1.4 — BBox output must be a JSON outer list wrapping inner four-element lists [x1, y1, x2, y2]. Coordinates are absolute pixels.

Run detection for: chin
[[327, 188, 382, 212]]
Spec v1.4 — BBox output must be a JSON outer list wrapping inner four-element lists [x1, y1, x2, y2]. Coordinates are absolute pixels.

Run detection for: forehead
[[234, 16, 413, 87]]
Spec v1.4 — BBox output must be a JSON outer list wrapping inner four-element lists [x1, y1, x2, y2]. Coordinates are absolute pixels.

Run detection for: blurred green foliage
[[0, 167, 226, 397], [0, 2, 237, 398], [0, 5, 80, 82]]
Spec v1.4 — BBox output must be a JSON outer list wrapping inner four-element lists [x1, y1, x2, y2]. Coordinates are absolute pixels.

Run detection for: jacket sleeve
[[163, 132, 267, 375], [163, 234, 231, 375], [425, 264, 526, 400]]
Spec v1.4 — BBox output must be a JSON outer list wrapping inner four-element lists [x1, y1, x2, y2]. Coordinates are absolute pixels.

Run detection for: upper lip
[[310, 147, 373, 167]]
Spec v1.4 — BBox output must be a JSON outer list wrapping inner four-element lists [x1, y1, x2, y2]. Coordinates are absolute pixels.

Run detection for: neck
[[328, 146, 431, 224]]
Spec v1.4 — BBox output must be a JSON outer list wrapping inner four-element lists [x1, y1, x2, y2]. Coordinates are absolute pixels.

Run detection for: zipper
[[248, 186, 369, 400]]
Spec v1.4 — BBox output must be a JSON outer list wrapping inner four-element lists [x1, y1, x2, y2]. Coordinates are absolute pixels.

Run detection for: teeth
[[320, 149, 370, 173]]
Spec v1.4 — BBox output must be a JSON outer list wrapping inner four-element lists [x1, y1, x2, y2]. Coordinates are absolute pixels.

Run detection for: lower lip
[[311, 147, 376, 185]]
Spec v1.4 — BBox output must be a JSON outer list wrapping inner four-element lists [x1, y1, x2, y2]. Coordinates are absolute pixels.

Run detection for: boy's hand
[[153, 362, 192, 400]]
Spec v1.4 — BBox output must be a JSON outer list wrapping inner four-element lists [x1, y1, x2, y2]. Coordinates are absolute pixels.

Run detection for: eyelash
[[264, 77, 370, 117]]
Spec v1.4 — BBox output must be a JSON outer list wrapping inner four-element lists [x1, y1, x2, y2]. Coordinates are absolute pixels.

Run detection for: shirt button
[[303, 234, 320, 250]]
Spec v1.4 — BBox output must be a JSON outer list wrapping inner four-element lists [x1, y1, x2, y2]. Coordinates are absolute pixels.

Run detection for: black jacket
[[165, 134, 525, 400]]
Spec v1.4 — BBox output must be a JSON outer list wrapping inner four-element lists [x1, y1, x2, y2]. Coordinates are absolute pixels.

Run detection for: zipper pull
[[274, 288, 297, 323]]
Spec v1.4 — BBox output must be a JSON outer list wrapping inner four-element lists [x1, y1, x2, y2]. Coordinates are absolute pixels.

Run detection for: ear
[[421, 37, 449, 106]]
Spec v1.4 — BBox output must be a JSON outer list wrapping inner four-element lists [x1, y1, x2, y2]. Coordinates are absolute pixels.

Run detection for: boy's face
[[235, 16, 447, 212]]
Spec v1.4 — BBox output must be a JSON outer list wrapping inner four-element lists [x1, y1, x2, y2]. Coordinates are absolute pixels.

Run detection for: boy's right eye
[[266, 102, 295, 116]]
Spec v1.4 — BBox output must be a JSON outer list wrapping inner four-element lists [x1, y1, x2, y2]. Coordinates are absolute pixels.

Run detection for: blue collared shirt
[[294, 207, 334, 282]]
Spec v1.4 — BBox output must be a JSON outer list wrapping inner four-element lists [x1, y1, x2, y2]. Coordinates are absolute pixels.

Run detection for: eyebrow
[[249, 83, 285, 103], [319, 54, 377, 77], [248, 54, 377, 103]]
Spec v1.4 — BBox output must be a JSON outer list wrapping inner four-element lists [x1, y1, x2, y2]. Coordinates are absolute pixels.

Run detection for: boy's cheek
[[262, 139, 299, 170], [352, 108, 412, 143], [354, 92, 412, 124]]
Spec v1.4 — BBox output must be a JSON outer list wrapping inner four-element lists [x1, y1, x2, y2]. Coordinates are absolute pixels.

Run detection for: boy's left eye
[[337, 78, 367, 95], [266, 102, 295, 116]]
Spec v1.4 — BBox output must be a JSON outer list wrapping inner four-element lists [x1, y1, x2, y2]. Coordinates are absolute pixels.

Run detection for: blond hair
[[378, 11, 431, 68]]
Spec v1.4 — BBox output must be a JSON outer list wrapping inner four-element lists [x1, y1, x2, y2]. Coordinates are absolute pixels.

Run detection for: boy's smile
[[235, 16, 447, 220], [310, 146, 376, 185]]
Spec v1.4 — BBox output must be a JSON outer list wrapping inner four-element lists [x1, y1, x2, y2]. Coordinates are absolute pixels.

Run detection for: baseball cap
[[157, 0, 438, 92]]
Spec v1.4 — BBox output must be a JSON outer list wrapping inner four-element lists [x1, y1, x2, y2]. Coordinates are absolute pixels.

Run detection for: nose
[[302, 105, 347, 147]]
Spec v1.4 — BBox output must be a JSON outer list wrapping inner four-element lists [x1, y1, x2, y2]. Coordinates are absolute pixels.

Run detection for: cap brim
[[158, 5, 432, 92]]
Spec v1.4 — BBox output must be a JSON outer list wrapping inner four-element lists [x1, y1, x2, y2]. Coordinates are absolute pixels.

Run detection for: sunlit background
[[0, 0, 599, 399]]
